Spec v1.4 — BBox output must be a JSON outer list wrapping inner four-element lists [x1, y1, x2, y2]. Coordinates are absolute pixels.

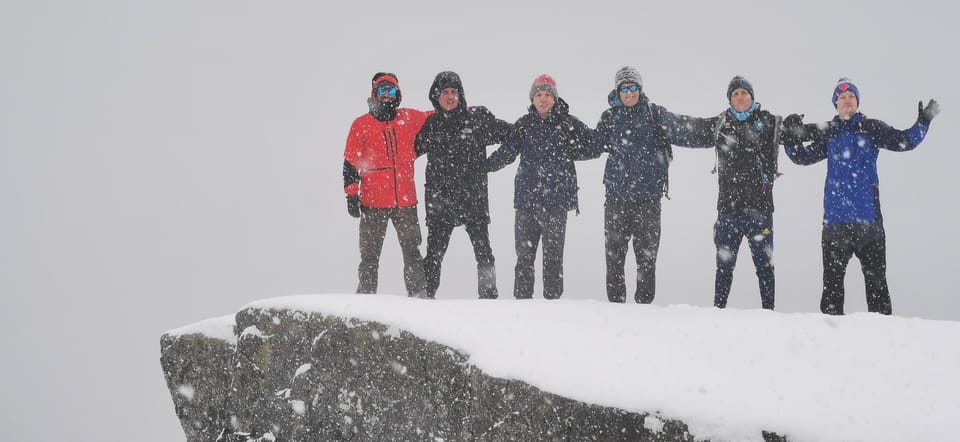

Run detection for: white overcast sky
[[2, 1, 958, 440]]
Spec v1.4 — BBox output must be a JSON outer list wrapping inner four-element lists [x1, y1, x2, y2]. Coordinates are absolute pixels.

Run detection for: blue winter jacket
[[784, 112, 929, 224], [591, 93, 708, 201], [486, 98, 595, 212]]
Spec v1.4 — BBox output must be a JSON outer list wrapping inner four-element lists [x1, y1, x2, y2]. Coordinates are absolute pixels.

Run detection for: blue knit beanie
[[832, 77, 860, 108]]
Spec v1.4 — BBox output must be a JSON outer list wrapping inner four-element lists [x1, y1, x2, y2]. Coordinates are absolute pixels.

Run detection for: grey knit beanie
[[615, 66, 642, 89]]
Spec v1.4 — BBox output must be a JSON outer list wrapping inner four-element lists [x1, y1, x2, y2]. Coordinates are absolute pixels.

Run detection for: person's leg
[[540, 210, 568, 300], [855, 223, 892, 315], [633, 200, 661, 304], [393, 207, 428, 297], [465, 222, 498, 299], [821, 224, 854, 315], [423, 221, 454, 298], [357, 207, 389, 294], [514, 209, 540, 299], [713, 213, 743, 308], [746, 213, 776, 310], [604, 201, 630, 303]]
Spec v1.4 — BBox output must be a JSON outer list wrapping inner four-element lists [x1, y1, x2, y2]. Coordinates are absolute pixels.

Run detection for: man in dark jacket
[[487, 74, 594, 300], [782, 78, 939, 315], [415, 71, 512, 299], [590, 66, 707, 304], [697, 77, 785, 309], [343, 72, 429, 297]]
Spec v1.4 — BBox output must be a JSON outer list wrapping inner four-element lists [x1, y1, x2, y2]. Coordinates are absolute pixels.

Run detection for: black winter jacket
[[415, 74, 512, 227], [689, 105, 781, 214]]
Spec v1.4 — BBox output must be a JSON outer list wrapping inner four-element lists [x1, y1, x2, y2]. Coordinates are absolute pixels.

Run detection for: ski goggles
[[618, 84, 640, 93], [376, 85, 398, 96]]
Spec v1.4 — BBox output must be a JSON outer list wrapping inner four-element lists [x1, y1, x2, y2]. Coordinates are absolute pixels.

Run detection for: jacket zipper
[[384, 123, 400, 207]]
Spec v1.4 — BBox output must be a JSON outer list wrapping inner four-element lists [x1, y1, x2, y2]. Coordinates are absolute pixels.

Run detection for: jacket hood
[[429, 71, 467, 113]]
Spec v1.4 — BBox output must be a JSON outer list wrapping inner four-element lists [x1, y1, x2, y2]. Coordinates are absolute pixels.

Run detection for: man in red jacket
[[343, 72, 429, 297]]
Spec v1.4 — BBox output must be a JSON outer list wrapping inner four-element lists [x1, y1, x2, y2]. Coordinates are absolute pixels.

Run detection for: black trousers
[[514, 208, 567, 299], [424, 220, 497, 299], [357, 206, 427, 297], [604, 199, 661, 303], [821, 222, 891, 315]]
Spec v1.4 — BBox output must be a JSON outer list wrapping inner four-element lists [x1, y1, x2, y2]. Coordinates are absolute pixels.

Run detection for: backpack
[[710, 109, 782, 183], [647, 103, 674, 198]]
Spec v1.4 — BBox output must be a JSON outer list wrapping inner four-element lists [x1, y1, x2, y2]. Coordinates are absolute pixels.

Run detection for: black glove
[[346, 195, 361, 218], [781, 114, 806, 145], [918, 99, 940, 125]]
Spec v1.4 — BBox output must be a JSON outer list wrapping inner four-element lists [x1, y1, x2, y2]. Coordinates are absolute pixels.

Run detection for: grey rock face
[[160, 330, 234, 441], [161, 307, 697, 441]]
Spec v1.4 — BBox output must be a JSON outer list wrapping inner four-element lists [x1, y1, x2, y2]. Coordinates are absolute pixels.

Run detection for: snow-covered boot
[[478, 263, 498, 299]]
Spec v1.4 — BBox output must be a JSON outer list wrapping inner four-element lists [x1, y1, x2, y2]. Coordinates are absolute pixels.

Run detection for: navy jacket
[[486, 98, 594, 212], [784, 112, 928, 224], [592, 93, 708, 201]]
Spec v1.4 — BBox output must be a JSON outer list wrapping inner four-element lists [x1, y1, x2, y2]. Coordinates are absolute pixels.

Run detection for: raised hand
[[781, 113, 806, 145], [919, 99, 940, 125]]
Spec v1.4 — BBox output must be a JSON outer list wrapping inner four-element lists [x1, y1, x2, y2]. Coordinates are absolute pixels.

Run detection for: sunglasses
[[618, 84, 639, 93], [377, 85, 398, 96]]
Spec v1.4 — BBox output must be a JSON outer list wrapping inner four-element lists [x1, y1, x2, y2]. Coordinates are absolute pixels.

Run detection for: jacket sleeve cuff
[[344, 183, 359, 197]]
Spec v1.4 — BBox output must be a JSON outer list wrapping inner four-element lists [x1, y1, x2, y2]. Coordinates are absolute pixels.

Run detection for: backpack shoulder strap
[[710, 110, 728, 174], [648, 102, 673, 198]]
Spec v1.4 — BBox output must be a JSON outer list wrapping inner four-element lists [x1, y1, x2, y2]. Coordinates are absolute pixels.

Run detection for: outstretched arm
[[414, 118, 436, 158], [784, 141, 827, 165], [583, 112, 614, 160], [563, 115, 600, 161], [781, 114, 827, 165], [486, 125, 523, 172], [472, 106, 514, 146], [659, 106, 718, 149], [872, 99, 939, 152]]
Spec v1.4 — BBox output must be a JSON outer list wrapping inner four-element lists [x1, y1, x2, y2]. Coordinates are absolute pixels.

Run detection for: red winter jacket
[[343, 108, 429, 208]]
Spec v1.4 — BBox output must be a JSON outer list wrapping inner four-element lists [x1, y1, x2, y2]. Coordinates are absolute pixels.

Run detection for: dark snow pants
[[514, 208, 567, 299], [820, 222, 891, 315], [424, 220, 497, 299], [713, 210, 775, 310], [357, 206, 428, 297], [604, 199, 661, 304]]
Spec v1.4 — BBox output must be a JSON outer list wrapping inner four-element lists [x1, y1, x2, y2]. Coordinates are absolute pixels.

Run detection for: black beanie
[[726, 76, 754, 101]]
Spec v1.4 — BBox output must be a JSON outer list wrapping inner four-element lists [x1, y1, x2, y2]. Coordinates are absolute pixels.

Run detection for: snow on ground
[[178, 293, 960, 442], [165, 314, 237, 345]]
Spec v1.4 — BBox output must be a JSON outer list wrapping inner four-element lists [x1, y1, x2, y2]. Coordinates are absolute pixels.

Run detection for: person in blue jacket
[[781, 78, 939, 315], [486, 74, 595, 300], [589, 66, 708, 304]]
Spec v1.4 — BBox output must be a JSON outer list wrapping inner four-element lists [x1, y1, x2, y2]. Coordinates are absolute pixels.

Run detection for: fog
[[2, 1, 957, 439]]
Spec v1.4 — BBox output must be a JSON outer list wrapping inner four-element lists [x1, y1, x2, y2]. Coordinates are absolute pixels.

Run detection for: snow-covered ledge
[[161, 294, 960, 441]]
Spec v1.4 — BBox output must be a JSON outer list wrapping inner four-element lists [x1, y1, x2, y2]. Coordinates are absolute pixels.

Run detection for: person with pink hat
[[486, 74, 595, 300]]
